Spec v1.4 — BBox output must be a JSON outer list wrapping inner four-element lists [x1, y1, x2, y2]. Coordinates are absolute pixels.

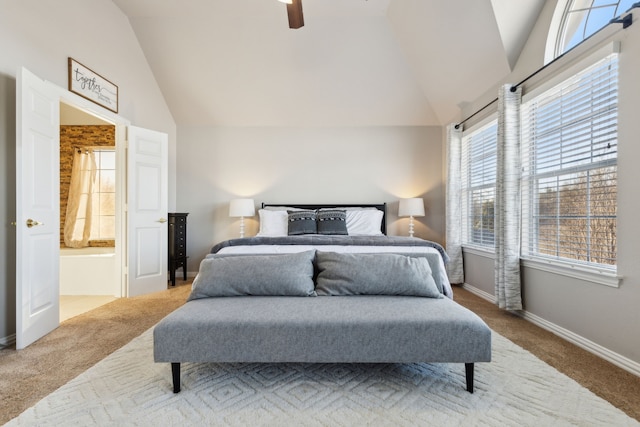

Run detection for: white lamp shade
[[229, 199, 255, 217], [398, 198, 425, 217]]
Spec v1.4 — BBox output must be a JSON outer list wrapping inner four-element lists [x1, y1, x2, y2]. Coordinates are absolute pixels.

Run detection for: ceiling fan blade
[[286, 0, 304, 29]]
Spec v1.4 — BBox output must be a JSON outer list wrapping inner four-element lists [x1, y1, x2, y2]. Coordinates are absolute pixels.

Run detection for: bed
[[154, 203, 491, 394]]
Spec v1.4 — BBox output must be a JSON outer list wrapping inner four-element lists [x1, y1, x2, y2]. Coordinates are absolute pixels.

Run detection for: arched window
[[547, 0, 635, 61]]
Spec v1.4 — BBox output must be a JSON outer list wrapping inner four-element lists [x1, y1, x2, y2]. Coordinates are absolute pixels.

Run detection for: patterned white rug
[[6, 328, 639, 427]]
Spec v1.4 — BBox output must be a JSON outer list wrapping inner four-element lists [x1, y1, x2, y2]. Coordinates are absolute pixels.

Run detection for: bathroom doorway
[[58, 103, 118, 321]]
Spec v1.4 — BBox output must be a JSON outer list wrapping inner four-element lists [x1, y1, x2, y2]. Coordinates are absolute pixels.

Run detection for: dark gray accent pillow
[[287, 210, 317, 235], [188, 251, 316, 300], [315, 252, 442, 298], [316, 209, 348, 235]]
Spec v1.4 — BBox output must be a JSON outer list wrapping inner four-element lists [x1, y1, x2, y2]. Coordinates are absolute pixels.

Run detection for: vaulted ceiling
[[112, 0, 546, 127]]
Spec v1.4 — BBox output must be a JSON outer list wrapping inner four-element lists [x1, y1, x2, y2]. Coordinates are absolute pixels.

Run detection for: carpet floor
[[5, 327, 638, 426], [1, 281, 639, 425]]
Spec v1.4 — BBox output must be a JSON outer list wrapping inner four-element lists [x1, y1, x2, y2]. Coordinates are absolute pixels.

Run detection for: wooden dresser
[[168, 212, 188, 286]]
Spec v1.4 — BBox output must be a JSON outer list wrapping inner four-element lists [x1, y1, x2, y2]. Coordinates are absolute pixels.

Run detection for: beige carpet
[[0, 281, 192, 425], [1, 282, 639, 425]]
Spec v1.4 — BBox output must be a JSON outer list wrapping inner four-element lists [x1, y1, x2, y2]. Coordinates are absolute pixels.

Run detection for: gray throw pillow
[[287, 210, 317, 235], [315, 252, 442, 298], [316, 209, 348, 235], [188, 251, 316, 300]]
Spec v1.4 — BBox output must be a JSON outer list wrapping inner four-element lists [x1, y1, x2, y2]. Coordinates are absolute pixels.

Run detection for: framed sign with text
[[68, 58, 118, 113]]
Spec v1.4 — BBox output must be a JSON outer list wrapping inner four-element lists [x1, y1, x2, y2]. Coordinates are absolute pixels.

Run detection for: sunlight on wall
[[178, 126, 446, 257]]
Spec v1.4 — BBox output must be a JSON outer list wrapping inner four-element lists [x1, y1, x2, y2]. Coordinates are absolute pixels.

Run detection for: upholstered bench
[[154, 294, 492, 393]]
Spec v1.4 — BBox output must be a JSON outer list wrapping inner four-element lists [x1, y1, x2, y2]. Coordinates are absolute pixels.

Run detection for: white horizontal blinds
[[521, 54, 618, 268], [461, 120, 498, 247]]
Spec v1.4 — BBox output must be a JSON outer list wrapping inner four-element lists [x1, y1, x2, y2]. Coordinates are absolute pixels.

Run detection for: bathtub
[[60, 247, 118, 296]]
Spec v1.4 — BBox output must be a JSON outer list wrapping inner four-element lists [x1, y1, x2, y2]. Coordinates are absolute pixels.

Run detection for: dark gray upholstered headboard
[[261, 203, 387, 235]]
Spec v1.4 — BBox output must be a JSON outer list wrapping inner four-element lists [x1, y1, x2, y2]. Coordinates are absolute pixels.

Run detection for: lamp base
[[408, 216, 415, 238]]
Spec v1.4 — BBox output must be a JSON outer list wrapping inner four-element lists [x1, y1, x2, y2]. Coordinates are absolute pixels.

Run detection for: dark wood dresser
[[168, 212, 188, 286]]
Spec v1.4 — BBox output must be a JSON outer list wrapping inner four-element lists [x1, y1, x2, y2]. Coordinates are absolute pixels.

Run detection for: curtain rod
[[455, 5, 636, 130]]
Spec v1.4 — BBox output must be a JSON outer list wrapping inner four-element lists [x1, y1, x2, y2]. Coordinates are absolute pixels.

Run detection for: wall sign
[[68, 58, 118, 113]]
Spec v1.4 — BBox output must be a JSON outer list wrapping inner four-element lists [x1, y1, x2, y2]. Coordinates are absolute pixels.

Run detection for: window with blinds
[[461, 120, 498, 249], [521, 54, 618, 269]]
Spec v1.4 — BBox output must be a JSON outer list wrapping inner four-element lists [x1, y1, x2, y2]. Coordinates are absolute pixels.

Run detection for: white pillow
[[256, 209, 288, 236], [345, 209, 384, 236]]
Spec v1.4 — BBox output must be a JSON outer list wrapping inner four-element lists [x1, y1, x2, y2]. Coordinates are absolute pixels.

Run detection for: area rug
[[5, 329, 638, 426]]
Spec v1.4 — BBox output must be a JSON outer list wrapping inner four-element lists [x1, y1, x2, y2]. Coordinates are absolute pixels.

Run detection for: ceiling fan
[[279, 0, 304, 29]]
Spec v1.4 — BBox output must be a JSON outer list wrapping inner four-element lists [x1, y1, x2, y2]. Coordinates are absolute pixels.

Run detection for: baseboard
[[461, 283, 640, 378], [519, 310, 640, 377], [460, 283, 495, 303], [0, 333, 16, 349]]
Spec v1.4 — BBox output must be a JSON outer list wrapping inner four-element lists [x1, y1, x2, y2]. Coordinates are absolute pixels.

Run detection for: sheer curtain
[[64, 149, 97, 248], [446, 124, 464, 284], [495, 85, 522, 311]]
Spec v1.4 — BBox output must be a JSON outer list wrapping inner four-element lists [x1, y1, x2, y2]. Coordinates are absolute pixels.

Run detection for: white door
[[16, 68, 60, 349], [127, 126, 168, 296]]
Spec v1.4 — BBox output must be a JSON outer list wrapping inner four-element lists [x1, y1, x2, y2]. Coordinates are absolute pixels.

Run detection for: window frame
[[89, 147, 116, 244], [519, 53, 620, 287], [546, 0, 636, 63], [460, 117, 499, 252]]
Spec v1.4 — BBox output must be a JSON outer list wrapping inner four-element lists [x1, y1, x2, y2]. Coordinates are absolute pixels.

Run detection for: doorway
[[58, 102, 118, 320]]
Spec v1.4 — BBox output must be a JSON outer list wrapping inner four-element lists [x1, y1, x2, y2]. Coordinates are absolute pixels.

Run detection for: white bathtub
[[60, 247, 117, 296]]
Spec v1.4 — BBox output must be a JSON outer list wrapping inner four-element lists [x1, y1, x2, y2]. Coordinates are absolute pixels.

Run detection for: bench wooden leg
[[465, 363, 474, 393], [172, 363, 181, 393]]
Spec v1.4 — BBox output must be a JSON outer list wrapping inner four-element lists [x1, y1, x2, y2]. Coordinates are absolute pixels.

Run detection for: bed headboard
[[261, 203, 387, 235]]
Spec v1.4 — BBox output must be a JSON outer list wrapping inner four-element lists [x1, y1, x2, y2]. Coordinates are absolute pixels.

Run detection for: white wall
[[0, 0, 177, 343], [461, 1, 640, 368], [177, 126, 444, 272]]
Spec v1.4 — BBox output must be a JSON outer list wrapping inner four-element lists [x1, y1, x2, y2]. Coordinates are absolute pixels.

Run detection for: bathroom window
[[90, 149, 116, 241]]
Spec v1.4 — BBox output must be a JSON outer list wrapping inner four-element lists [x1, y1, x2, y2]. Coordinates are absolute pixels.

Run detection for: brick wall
[[60, 125, 115, 247]]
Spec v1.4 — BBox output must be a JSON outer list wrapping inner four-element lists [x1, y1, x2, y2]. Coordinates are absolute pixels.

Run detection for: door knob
[[157, 218, 168, 223], [26, 218, 43, 228]]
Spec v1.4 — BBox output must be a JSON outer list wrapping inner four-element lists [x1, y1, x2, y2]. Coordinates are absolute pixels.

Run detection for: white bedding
[[216, 244, 443, 255]]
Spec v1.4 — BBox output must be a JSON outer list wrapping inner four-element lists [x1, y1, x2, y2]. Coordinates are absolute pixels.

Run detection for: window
[[554, 0, 635, 58], [521, 54, 618, 269], [90, 149, 116, 241], [461, 120, 498, 249]]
